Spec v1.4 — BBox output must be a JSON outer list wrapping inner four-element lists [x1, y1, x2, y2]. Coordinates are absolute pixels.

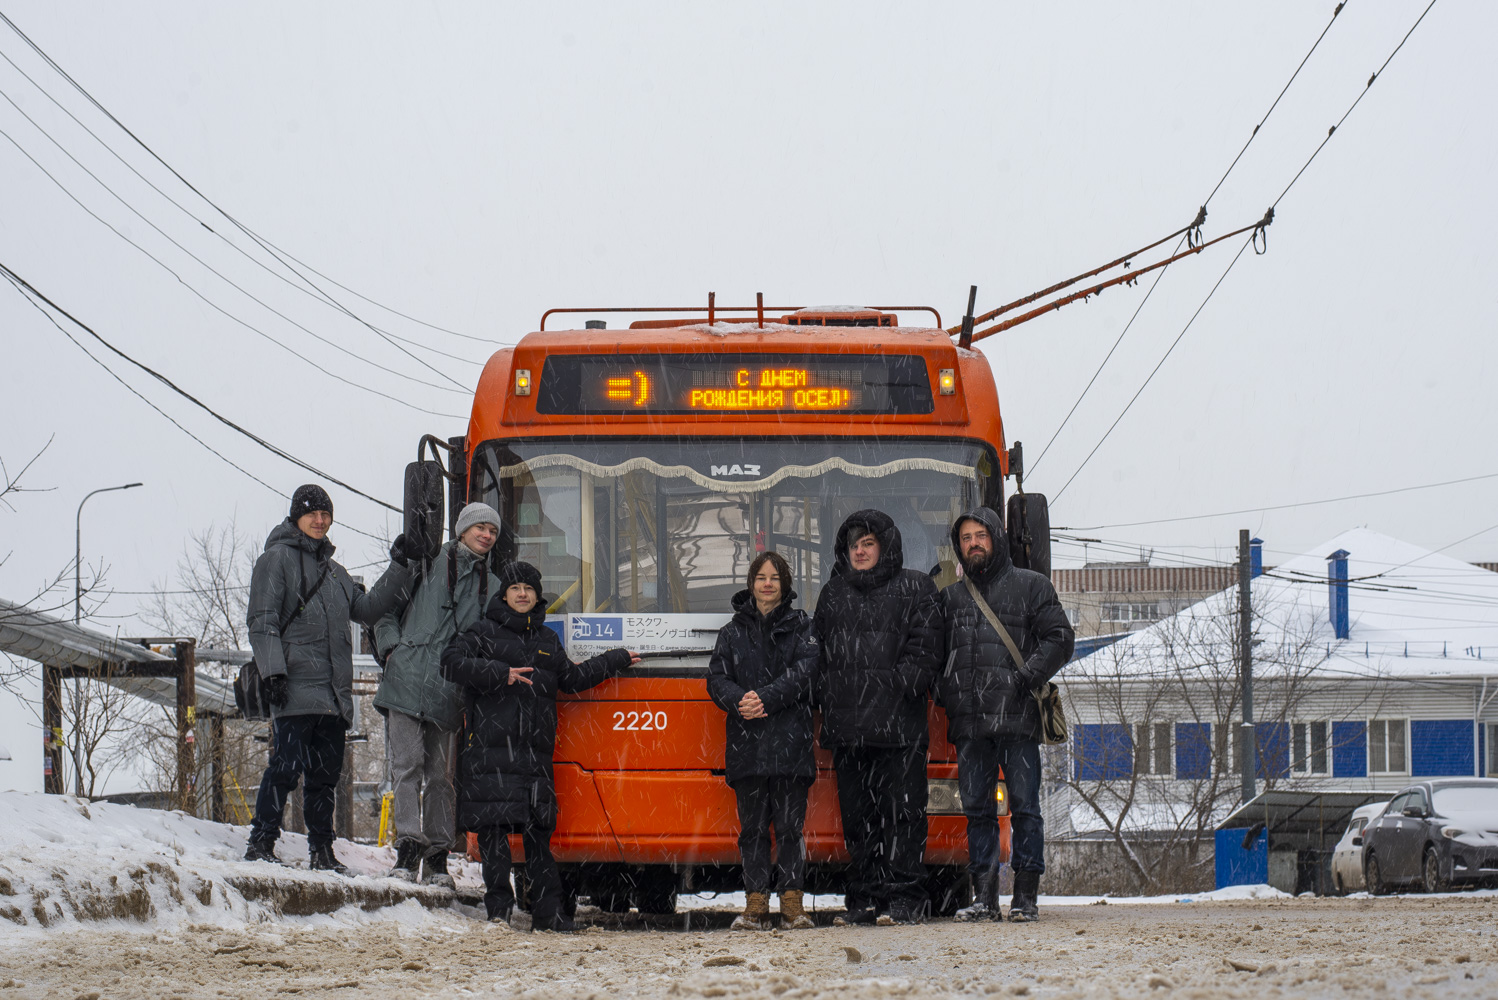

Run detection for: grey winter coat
[[247, 520, 413, 726], [937, 506, 1074, 744], [373, 540, 502, 730]]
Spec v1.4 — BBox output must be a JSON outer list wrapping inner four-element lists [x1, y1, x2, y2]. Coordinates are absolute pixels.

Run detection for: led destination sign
[[536, 354, 934, 416]]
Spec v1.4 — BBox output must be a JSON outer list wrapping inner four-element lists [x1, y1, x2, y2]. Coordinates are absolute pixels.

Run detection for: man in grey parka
[[373, 502, 503, 886], [244, 485, 413, 872]]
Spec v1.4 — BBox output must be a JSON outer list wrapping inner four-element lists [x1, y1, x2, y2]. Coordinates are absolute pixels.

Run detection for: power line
[[1, 260, 402, 515], [0, 113, 468, 411], [1271, 0, 1439, 211], [0, 8, 495, 353], [1052, 0, 1439, 503], [5, 274, 392, 544], [1, 268, 284, 498], [0, 46, 486, 369], [1058, 468, 1498, 531], [1052, 235, 1254, 504], [1029, 2, 1352, 476]]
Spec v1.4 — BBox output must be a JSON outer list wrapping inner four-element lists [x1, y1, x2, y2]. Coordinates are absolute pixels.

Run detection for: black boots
[[955, 870, 1002, 922], [1009, 870, 1040, 922], [309, 844, 349, 875], [243, 838, 280, 864], [422, 848, 456, 889], [388, 838, 422, 882]]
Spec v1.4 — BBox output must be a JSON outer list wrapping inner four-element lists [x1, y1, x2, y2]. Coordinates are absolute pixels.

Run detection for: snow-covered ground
[[0, 790, 477, 933], [0, 788, 1303, 939]]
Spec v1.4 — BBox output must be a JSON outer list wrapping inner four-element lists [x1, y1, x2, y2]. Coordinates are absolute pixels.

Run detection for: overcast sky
[[2, 1, 1494, 630]]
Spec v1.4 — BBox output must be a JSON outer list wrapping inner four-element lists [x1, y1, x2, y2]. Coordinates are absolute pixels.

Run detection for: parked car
[[1331, 801, 1389, 894], [1362, 778, 1498, 894]]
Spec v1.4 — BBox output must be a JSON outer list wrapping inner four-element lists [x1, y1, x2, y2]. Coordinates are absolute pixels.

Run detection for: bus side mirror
[[1006, 492, 1051, 578], [404, 460, 446, 560]]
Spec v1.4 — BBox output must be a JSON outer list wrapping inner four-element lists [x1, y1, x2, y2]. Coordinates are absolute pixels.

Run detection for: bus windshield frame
[[469, 436, 1003, 620]]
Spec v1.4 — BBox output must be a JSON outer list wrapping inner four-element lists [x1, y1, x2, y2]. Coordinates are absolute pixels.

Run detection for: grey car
[[1362, 778, 1498, 894]]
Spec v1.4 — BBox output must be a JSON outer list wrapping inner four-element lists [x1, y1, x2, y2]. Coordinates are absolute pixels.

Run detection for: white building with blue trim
[[1047, 529, 1498, 890]]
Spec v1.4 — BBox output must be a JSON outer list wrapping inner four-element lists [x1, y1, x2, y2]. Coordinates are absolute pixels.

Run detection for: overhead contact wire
[[0, 107, 466, 400], [0, 260, 401, 515], [1053, 0, 1438, 502], [1030, 1, 1352, 476], [0, 47, 484, 368], [0, 9, 495, 351]]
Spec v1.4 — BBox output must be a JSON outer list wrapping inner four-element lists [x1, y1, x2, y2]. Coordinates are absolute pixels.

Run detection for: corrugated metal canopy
[[0, 597, 235, 716], [1218, 790, 1390, 837]]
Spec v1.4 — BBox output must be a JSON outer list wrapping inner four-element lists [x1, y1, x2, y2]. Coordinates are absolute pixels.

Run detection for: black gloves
[[389, 533, 415, 568], [263, 673, 290, 709]]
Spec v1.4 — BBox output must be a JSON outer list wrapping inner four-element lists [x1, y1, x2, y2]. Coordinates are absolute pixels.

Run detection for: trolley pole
[[1238, 529, 1256, 802]]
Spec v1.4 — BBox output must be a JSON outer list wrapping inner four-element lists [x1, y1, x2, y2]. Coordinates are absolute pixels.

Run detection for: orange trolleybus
[[404, 301, 1048, 917]]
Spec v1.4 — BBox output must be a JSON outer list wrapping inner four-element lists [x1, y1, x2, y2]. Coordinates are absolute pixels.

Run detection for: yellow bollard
[[377, 791, 395, 847]]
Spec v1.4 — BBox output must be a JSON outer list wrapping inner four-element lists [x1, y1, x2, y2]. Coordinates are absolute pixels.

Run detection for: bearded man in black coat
[[814, 509, 943, 925], [939, 506, 1073, 923]]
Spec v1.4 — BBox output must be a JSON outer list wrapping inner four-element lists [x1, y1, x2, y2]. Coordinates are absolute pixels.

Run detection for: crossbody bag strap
[[280, 562, 331, 634], [963, 575, 1027, 672]]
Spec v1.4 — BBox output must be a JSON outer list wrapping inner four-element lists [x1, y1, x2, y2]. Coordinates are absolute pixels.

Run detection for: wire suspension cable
[[0, 48, 485, 368], [1058, 469, 1498, 531], [1029, 2, 1353, 475], [0, 260, 401, 514], [0, 114, 467, 404], [1052, 1, 1439, 504], [1052, 235, 1255, 504], [0, 8, 491, 348], [0, 126, 465, 418]]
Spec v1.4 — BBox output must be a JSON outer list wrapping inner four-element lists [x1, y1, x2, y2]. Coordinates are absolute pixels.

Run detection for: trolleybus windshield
[[470, 438, 1001, 622]]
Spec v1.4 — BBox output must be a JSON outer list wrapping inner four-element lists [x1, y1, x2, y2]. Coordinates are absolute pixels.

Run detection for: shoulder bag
[[963, 575, 1068, 745], [234, 564, 330, 720]]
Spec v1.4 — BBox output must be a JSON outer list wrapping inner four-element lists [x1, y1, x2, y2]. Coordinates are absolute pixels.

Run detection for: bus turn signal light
[[938, 368, 956, 395], [515, 369, 532, 395]]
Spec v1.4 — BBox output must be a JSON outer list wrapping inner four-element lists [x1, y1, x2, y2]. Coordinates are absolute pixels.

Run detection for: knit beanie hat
[[454, 501, 502, 540], [289, 484, 333, 522], [497, 560, 543, 596]]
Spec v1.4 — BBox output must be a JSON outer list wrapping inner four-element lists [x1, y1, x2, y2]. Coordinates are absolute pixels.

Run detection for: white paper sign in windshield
[[566, 613, 732, 660]]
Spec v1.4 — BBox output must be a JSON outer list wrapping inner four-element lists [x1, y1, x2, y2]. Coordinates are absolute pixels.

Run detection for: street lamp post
[[74, 482, 143, 623]]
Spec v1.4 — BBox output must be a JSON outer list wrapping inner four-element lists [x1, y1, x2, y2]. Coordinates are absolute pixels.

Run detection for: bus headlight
[[928, 779, 963, 815], [927, 779, 1010, 817], [515, 369, 532, 395]]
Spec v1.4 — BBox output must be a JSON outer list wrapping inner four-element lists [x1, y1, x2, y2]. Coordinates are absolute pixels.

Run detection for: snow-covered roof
[[1075, 528, 1498, 681]]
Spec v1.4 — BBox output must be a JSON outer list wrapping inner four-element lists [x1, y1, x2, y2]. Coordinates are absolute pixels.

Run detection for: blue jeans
[[250, 714, 346, 851], [956, 737, 1044, 875]]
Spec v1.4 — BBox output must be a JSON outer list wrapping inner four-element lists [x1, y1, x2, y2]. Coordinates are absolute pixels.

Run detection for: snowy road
[[3, 894, 1496, 998]]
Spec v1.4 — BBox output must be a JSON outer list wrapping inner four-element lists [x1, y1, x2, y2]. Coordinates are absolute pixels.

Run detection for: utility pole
[[1238, 528, 1256, 802]]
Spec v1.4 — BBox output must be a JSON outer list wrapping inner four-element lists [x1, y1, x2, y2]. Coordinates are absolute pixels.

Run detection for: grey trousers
[[387, 709, 457, 851]]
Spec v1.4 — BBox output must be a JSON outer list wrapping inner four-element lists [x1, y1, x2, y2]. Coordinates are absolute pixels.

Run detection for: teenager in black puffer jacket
[[706, 551, 820, 931], [813, 508, 943, 925], [439, 561, 636, 929]]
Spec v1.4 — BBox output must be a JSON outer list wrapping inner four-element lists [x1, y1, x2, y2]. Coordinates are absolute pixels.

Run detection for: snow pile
[[0, 790, 473, 931]]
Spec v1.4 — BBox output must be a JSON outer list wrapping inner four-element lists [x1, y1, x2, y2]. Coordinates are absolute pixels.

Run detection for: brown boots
[[779, 889, 815, 929], [733, 890, 816, 930], [732, 891, 772, 931]]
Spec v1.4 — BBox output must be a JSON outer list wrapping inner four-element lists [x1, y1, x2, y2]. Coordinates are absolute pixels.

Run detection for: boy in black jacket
[[440, 561, 636, 930]]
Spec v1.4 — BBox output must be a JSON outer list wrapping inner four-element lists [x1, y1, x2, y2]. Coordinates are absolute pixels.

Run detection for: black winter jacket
[[813, 509, 943, 749], [938, 506, 1075, 744], [440, 597, 631, 829], [706, 588, 820, 785]]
